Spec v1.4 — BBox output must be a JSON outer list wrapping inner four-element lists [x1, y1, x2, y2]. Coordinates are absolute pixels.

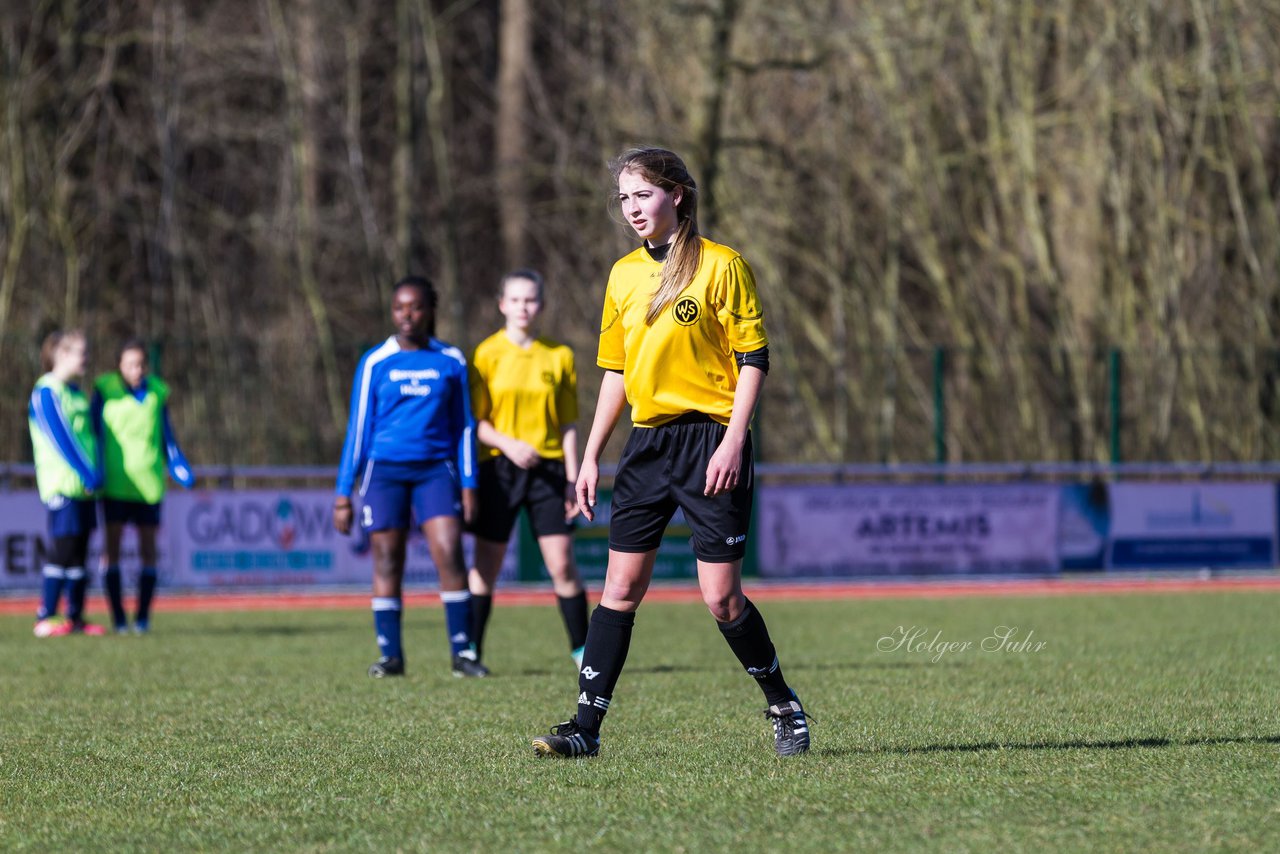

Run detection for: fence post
[[1109, 348, 1122, 464], [933, 346, 947, 465]]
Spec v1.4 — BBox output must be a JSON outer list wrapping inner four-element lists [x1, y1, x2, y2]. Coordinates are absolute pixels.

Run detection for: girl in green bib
[[28, 329, 105, 636], [92, 339, 194, 633]]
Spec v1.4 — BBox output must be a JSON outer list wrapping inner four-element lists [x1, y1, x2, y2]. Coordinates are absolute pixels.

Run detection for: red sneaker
[[71, 621, 108, 636], [33, 617, 73, 638]]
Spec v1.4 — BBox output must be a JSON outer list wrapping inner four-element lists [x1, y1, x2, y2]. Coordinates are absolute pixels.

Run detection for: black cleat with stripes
[[532, 719, 600, 758], [764, 699, 811, 756]]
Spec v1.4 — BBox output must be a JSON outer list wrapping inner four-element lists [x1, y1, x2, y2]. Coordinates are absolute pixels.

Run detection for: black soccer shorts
[[469, 456, 574, 542], [608, 413, 753, 563]]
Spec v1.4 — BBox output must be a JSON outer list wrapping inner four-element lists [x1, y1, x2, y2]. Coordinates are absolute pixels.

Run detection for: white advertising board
[[756, 484, 1061, 576]]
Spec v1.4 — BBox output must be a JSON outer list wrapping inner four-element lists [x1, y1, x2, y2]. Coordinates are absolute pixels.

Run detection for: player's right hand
[[505, 440, 542, 470], [333, 501, 353, 535], [576, 460, 599, 522]]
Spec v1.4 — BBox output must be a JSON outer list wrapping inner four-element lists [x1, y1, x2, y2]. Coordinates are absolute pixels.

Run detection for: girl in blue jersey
[[333, 276, 488, 678], [28, 329, 106, 636], [92, 339, 195, 634]]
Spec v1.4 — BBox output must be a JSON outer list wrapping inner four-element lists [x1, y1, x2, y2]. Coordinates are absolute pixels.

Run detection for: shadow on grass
[[813, 733, 1280, 757], [506, 659, 948, 678], [507, 662, 712, 677]]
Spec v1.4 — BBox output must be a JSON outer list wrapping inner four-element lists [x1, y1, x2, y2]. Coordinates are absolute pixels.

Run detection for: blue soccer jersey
[[336, 337, 478, 496]]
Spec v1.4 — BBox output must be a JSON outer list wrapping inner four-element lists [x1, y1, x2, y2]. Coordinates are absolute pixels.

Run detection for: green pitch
[[1, 590, 1277, 851]]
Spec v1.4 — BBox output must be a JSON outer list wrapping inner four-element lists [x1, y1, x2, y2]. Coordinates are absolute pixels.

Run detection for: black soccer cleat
[[532, 719, 600, 758], [368, 656, 405, 678], [764, 699, 811, 756], [451, 654, 490, 678]]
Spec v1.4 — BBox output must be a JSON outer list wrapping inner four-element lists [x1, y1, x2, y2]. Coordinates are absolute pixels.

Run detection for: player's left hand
[[462, 487, 478, 526], [563, 481, 580, 522], [705, 433, 745, 496]]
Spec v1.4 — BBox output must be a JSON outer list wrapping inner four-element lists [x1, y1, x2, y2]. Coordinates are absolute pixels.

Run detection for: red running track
[[2, 575, 1278, 615]]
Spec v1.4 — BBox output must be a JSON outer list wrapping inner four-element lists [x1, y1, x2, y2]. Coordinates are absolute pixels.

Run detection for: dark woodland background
[[3, 0, 1280, 467]]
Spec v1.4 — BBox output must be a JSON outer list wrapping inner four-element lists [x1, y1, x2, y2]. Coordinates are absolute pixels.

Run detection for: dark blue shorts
[[358, 459, 461, 532], [103, 498, 162, 527], [46, 497, 98, 538]]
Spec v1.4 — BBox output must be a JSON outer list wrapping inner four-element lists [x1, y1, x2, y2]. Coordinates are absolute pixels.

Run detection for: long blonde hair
[[610, 148, 701, 326]]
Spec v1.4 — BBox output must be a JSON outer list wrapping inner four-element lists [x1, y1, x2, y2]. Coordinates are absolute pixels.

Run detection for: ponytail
[[645, 215, 702, 326]]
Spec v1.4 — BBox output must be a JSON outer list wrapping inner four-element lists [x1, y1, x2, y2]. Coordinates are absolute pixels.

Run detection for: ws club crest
[[673, 296, 701, 326]]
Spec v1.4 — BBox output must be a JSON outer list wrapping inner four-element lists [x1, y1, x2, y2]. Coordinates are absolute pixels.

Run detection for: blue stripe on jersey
[[162, 406, 195, 488], [336, 337, 479, 496], [30, 386, 99, 489], [437, 342, 479, 489], [336, 338, 400, 497]]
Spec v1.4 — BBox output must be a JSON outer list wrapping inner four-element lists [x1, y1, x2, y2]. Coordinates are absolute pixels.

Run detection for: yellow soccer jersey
[[470, 331, 578, 460], [598, 237, 768, 427]]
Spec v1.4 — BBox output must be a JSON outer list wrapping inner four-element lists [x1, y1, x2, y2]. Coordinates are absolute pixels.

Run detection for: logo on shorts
[[673, 296, 701, 326], [725, 534, 747, 546]]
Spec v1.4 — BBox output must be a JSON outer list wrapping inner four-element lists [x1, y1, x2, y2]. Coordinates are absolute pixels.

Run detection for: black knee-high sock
[[470, 593, 494, 659], [717, 598, 794, 707], [66, 567, 89, 623], [103, 566, 126, 628], [136, 567, 158, 625], [575, 605, 635, 734], [64, 535, 91, 624], [557, 591, 589, 652]]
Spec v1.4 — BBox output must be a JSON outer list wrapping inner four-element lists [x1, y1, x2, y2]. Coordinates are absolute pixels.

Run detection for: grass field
[[1, 589, 1277, 852]]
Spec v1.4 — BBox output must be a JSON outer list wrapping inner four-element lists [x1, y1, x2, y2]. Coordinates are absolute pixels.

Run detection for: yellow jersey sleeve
[[713, 255, 769, 353], [468, 349, 493, 422], [597, 270, 626, 371], [556, 348, 579, 426]]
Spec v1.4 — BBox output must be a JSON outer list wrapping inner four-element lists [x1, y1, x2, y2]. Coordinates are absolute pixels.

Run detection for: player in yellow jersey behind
[[467, 269, 589, 670], [532, 147, 809, 759]]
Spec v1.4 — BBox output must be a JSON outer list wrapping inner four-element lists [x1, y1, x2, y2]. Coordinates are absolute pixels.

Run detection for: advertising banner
[[1106, 482, 1276, 569], [0, 492, 170, 589], [168, 490, 516, 587], [0, 493, 53, 590], [756, 484, 1061, 577], [0, 490, 517, 591], [167, 490, 361, 587], [12, 480, 1274, 586]]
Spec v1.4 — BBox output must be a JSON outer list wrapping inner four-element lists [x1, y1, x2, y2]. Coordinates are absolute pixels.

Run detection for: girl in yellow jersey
[[467, 269, 589, 669], [532, 148, 809, 759]]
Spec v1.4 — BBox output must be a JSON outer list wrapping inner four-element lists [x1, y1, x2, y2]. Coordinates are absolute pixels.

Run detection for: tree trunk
[[268, 0, 345, 430], [496, 0, 532, 269]]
